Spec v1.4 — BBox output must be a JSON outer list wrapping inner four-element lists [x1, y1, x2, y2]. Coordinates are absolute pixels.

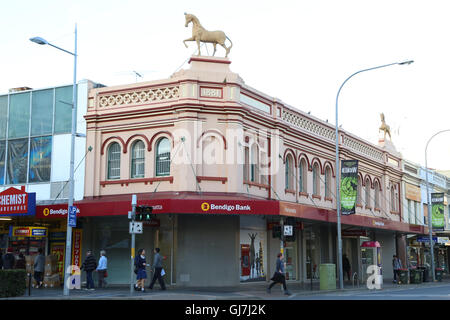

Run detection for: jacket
[[34, 254, 45, 272], [275, 258, 285, 274], [135, 255, 146, 270], [2, 253, 15, 270], [81, 254, 97, 272], [393, 258, 402, 270], [152, 253, 163, 269]]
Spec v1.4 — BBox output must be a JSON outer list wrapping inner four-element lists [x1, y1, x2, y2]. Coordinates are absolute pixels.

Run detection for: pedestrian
[[392, 254, 402, 283], [343, 254, 351, 281], [33, 248, 45, 288], [15, 253, 26, 270], [2, 248, 16, 270], [81, 249, 97, 290], [96, 250, 108, 288], [267, 252, 291, 295], [134, 249, 147, 292], [148, 248, 166, 290]]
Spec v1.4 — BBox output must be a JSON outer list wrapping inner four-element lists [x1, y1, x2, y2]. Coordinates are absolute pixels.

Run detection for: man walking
[[148, 248, 166, 290], [33, 248, 45, 288], [267, 252, 291, 295], [81, 250, 97, 290], [392, 254, 402, 283]]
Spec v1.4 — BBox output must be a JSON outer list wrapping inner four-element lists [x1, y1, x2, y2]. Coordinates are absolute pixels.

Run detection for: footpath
[[2, 278, 450, 300]]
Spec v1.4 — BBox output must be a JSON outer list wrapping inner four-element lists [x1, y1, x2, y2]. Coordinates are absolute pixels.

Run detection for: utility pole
[[130, 194, 137, 294]]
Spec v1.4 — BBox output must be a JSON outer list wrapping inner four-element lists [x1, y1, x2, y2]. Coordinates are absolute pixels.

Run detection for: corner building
[[81, 56, 427, 286]]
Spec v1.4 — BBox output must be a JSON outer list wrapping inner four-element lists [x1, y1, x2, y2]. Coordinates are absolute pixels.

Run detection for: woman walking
[[267, 252, 291, 295], [96, 250, 108, 288], [134, 249, 147, 292]]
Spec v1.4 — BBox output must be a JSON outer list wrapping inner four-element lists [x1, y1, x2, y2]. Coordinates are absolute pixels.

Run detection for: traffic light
[[135, 205, 153, 221]]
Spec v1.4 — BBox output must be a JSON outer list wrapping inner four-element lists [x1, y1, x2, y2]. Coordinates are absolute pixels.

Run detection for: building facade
[[79, 56, 427, 287], [0, 80, 103, 281]]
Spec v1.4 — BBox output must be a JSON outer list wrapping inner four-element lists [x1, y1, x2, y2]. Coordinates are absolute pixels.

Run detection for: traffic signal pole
[[130, 195, 137, 295]]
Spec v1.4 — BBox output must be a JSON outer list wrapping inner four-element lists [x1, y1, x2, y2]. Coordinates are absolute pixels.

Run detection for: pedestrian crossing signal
[[135, 205, 153, 221]]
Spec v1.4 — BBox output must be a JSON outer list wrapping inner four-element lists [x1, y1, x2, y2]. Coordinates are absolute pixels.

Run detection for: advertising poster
[[50, 243, 65, 281], [71, 229, 83, 272], [340, 160, 358, 215], [431, 193, 445, 231]]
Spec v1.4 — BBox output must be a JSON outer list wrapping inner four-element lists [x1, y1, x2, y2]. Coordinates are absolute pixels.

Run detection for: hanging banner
[[71, 229, 83, 271], [340, 160, 359, 215], [431, 193, 445, 231]]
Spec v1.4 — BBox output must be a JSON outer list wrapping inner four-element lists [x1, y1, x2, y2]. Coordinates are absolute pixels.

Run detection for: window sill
[[365, 206, 372, 211], [312, 194, 321, 200], [197, 176, 227, 184], [100, 176, 173, 187], [285, 189, 296, 195], [324, 197, 333, 202], [298, 192, 309, 198], [356, 204, 363, 208], [374, 207, 381, 212], [244, 181, 270, 190]]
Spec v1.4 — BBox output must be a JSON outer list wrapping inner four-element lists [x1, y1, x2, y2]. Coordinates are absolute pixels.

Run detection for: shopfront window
[[306, 228, 320, 279], [54, 86, 73, 134], [8, 92, 30, 139], [31, 89, 53, 136], [299, 159, 307, 193], [131, 140, 145, 178], [107, 142, 121, 180], [6, 138, 28, 184], [29, 136, 52, 183]]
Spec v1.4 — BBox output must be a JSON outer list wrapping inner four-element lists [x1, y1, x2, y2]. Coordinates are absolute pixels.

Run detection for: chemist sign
[[0, 187, 36, 216]]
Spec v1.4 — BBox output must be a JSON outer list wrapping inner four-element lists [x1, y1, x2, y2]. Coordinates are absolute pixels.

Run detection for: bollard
[[28, 273, 32, 296]]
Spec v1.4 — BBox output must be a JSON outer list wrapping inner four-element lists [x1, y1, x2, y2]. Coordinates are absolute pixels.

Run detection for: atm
[[360, 241, 382, 284]]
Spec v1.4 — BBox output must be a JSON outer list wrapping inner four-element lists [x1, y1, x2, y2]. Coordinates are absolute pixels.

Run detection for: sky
[[1, 0, 450, 171]]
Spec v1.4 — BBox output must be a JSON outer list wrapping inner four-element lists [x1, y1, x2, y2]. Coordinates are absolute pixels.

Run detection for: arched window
[[107, 142, 121, 180], [299, 159, 307, 193], [155, 138, 170, 176], [325, 166, 332, 198], [374, 180, 380, 209], [313, 163, 320, 196], [250, 144, 259, 183], [285, 154, 294, 190], [391, 186, 396, 212], [131, 140, 145, 178], [357, 177, 362, 206], [365, 179, 371, 208]]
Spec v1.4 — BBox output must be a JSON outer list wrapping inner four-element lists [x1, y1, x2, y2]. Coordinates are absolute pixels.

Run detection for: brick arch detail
[[149, 131, 174, 151], [363, 174, 373, 188], [310, 157, 323, 174], [125, 134, 151, 153], [101, 136, 126, 155], [197, 129, 227, 150], [322, 160, 335, 177], [283, 148, 297, 167], [298, 153, 311, 171], [373, 177, 382, 191]]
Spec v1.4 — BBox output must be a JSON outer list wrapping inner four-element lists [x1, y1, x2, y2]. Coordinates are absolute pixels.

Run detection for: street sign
[[129, 221, 143, 234], [68, 206, 77, 227], [283, 225, 293, 236]]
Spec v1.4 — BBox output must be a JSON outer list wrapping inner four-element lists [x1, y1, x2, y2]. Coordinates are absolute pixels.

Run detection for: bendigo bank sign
[[0, 187, 36, 216]]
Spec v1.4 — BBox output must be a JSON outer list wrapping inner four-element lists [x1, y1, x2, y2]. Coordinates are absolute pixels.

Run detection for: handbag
[[104, 270, 108, 278], [161, 268, 165, 277]]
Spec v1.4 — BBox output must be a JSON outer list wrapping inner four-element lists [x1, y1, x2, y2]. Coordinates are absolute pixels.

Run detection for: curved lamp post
[[425, 129, 450, 282], [335, 60, 414, 289], [30, 25, 77, 296]]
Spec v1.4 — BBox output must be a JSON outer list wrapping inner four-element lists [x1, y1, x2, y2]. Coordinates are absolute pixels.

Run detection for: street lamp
[[424, 129, 450, 282], [335, 60, 414, 289], [30, 24, 77, 296]]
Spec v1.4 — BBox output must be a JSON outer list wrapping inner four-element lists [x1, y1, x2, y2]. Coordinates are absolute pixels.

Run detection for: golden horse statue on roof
[[379, 113, 392, 140], [183, 13, 233, 58]]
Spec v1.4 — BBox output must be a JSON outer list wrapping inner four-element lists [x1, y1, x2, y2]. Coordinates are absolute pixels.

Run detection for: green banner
[[340, 160, 358, 215], [431, 193, 445, 230]]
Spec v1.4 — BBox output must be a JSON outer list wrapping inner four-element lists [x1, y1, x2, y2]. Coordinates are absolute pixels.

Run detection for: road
[[292, 283, 450, 300]]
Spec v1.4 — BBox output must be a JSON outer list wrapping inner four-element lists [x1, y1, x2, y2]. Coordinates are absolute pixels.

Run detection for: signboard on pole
[[68, 206, 77, 227], [340, 160, 358, 215], [71, 229, 83, 272], [431, 193, 445, 231]]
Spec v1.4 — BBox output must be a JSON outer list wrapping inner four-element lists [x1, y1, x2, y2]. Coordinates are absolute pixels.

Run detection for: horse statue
[[249, 233, 257, 278], [183, 13, 233, 58], [379, 113, 391, 140]]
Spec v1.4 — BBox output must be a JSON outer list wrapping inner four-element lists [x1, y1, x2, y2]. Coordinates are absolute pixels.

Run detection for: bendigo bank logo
[[201, 202, 210, 212]]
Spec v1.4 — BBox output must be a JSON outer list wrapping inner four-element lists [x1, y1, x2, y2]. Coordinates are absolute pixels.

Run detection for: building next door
[[241, 244, 250, 276]]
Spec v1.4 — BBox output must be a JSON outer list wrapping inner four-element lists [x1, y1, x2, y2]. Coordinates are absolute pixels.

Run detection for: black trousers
[[149, 267, 166, 289], [34, 271, 43, 284], [268, 274, 287, 291]]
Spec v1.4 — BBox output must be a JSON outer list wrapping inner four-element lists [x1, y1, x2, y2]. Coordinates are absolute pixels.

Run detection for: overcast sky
[[1, 0, 449, 171]]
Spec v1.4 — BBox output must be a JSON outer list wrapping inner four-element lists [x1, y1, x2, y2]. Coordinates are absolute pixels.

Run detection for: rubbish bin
[[398, 269, 409, 284], [435, 268, 443, 282], [319, 264, 336, 290], [409, 269, 422, 284]]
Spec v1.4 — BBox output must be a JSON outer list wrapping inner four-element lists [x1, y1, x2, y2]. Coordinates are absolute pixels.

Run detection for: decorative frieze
[[282, 110, 335, 141], [342, 135, 384, 162], [98, 86, 180, 108]]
